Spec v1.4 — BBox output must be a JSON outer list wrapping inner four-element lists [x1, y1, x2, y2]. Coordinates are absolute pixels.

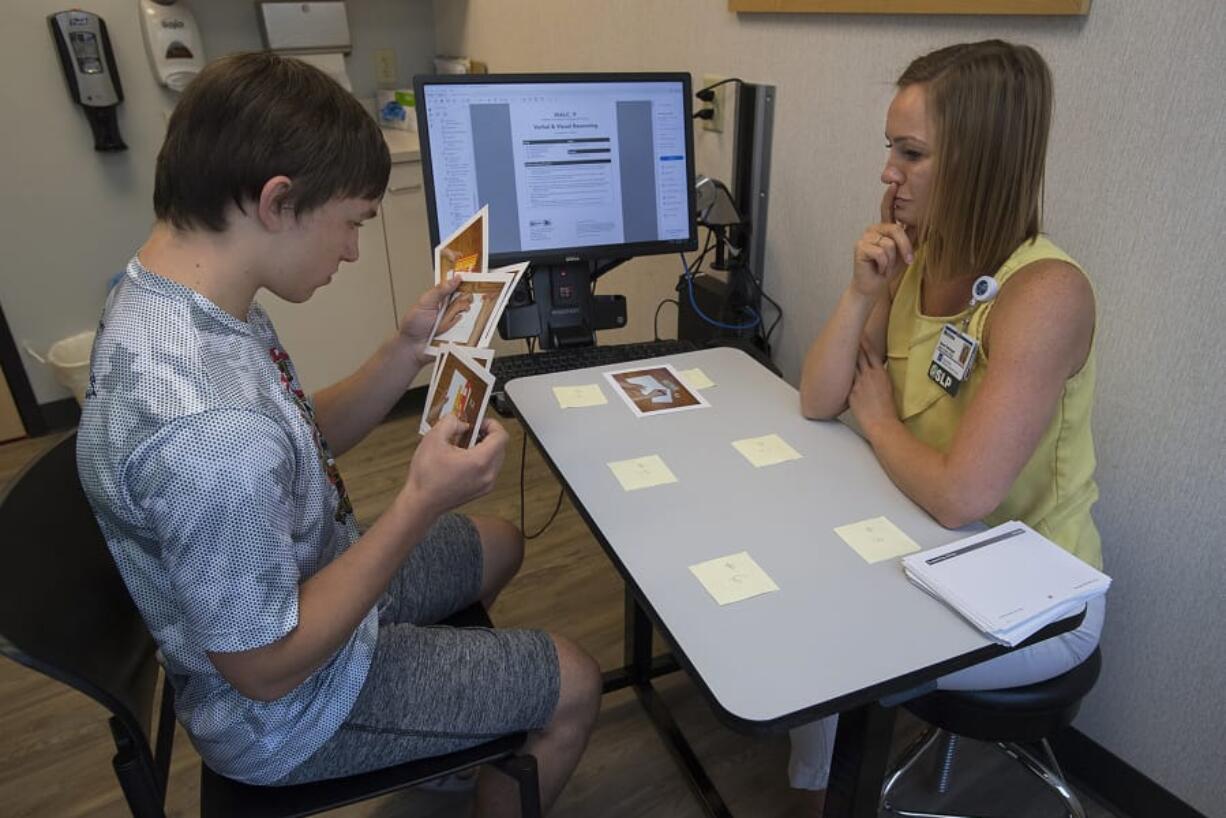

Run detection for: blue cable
[[678, 253, 761, 332]]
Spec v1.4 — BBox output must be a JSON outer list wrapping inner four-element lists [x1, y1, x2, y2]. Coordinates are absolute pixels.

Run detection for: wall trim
[[0, 305, 46, 437], [1052, 728, 1207, 818]]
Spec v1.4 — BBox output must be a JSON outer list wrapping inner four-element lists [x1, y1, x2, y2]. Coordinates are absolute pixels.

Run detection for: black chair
[[880, 647, 1101, 818], [0, 431, 542, 818]]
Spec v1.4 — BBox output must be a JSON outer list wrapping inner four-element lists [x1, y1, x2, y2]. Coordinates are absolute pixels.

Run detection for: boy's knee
[[550, 634, 602, 729], [472, 516, 524, 583]]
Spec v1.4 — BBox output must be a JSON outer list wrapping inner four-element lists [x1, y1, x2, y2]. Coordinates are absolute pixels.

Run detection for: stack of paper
[[902, 521, 1110, 646]]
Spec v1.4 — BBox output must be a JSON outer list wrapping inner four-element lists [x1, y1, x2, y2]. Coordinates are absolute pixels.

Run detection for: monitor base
[[499, 260, 628, 350]]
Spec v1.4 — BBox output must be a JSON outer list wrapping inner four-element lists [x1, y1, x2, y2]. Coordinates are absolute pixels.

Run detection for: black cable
[[653, 298, 679, 341], [519, 432, 565, 539], [738, 264, 784, 347], [695, 77, 744, 100]]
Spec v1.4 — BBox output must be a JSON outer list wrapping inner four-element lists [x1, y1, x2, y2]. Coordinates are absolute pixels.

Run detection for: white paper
[[902, 521, 1111, 646]]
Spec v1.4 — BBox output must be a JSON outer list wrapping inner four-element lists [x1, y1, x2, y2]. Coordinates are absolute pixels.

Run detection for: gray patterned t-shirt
[[76, 258, 378, 784]]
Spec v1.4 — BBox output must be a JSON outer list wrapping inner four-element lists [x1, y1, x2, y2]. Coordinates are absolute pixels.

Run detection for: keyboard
[[489, 338, 697, 415]]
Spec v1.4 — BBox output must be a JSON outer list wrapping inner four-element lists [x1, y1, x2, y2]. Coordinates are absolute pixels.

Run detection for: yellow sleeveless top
[[885, 236, 1102, 569]]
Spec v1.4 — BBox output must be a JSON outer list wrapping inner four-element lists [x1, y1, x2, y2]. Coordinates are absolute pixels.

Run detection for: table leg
[[625, 586, 654, 684], [621, 589, 733, 818], [824, 701, 898, 818]]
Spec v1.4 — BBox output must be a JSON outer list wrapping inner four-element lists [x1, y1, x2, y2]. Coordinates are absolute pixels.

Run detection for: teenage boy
[[76, 53, 600, 817]]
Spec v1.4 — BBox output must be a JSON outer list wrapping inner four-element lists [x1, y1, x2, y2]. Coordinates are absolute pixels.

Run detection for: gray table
[[507, 347, 1072, 817]]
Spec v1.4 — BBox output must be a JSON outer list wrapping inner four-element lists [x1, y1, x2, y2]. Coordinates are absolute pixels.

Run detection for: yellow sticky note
[[834, 516, 921, 564], [679, 368, 715, 390], [608, 455, 678, 491], [553, 384, 607, 409], [689, 551, 780, 605], [732, 434, 802, 468]]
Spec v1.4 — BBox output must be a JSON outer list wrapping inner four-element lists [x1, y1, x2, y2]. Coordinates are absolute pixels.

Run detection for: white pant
[[787, 595, 1106, 790]]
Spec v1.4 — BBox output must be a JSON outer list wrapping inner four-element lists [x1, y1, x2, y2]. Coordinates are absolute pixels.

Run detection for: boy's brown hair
[[154, 52, 389, 232]]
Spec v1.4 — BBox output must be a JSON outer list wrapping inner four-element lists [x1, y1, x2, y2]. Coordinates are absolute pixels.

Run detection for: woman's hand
[[852, 183, 915, 299], [848, 344, 897, 436]]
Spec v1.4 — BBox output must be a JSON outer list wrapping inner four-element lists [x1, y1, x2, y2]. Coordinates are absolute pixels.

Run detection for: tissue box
[[377, 90, 416, 131]]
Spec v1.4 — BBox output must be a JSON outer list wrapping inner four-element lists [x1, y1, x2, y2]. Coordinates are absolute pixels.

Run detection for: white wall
[[434, 1, 1226, 813], [0, 0, 434, 402]]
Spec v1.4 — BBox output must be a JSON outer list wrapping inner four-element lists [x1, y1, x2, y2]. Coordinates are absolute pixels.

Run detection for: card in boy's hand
[[435, 205, 489, 283], [419, 344, 495, 449], [490, 261, 529, 316], [425, 270, 517, 354], [425, 344, 493, 399]]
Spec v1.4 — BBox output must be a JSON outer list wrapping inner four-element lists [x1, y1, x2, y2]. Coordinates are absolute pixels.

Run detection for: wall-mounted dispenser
[[48, 9, 127, 151], [139, 0, 205, 92]]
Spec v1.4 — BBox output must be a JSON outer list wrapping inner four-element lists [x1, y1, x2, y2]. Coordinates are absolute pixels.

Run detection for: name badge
[[928, 324, 978, 397]]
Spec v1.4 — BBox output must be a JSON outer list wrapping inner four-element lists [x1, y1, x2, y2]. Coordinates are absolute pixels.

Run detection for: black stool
[[880, 647, 1101, 818]]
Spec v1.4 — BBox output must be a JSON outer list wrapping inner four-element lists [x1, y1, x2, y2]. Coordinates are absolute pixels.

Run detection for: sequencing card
[[434, 204, 489, 283], [604, 363, 711, 417], [419, 344, 495, 449], [426, 271, 516, 354], [489, 261, 530, 317], [425, 343, 493, 399]]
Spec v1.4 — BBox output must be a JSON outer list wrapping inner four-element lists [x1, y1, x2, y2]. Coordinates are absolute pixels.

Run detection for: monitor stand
[[498, 259, 628, 350]]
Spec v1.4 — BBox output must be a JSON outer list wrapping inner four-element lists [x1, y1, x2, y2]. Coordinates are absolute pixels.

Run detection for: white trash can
[[27, 331, 96, 406]]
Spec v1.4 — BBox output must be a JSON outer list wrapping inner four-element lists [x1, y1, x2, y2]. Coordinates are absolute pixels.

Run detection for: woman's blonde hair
[[899, 40, 1052, 282]]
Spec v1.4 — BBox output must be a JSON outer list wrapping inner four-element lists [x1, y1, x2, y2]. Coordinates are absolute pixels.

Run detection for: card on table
[[607, 454, 678, 491], [834, 516, 921, 564], [731, 433, 802, 468], [419, 344, 495, 448], [434, 205, 489, 283], [552, 384, 607, 409], [689, 551, 780, 606], [678, 368, 715, 390], [604, 363, 710, 418]]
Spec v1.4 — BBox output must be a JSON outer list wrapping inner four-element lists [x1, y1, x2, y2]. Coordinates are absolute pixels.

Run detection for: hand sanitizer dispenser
[[139, 0, 205, 92], [48, 9, 127, 151]]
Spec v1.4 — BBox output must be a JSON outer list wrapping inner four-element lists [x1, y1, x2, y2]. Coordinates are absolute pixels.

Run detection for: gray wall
[[434, 1, 1226, 813], [0, 0, 434, 402]]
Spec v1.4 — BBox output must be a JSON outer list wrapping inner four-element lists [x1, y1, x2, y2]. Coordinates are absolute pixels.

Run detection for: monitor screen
[[414, 73, 698, 266]]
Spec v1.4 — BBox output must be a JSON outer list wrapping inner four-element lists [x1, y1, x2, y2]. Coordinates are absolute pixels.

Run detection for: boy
[[76, 53, 600, 817]]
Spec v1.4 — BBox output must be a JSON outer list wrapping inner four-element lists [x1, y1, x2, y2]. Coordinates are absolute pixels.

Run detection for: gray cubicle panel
[[508, 347, 1000, 732]]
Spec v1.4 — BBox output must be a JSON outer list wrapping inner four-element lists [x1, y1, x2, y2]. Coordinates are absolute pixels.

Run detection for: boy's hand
[[398, 277, 469, 363], [404, 415, 508, 516]]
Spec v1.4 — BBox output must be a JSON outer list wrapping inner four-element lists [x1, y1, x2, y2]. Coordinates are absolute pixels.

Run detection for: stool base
[[879, 726, 1087, 818]]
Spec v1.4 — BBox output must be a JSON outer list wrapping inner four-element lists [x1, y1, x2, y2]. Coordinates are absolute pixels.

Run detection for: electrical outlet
[[374, 48, 397, 86], [701, 73, 725, 133]]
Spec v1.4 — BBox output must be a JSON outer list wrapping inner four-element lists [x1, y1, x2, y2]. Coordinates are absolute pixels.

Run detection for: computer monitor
[[414, 72, 698, 348]]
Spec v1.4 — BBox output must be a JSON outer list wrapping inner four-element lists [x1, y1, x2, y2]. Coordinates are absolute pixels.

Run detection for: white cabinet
[[381, 159, 436, 389]]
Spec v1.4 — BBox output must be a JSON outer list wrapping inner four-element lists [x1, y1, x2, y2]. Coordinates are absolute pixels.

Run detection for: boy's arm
[[131, 409, 506, 703], [208, 413, 507, 701], [312, 276, 464, 456]]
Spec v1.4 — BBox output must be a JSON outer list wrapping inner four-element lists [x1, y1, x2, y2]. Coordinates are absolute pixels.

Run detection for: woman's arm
[[800, 184, 913, 419], [848, 259, 1094, 528]]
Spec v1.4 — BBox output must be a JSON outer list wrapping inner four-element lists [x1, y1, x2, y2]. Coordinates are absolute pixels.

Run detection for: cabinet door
[[258, 209, 397, 394], [381, 161, 436, 388]]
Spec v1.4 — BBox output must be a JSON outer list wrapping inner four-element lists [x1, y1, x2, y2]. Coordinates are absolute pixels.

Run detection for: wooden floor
[[0, 413, 1118, 818]]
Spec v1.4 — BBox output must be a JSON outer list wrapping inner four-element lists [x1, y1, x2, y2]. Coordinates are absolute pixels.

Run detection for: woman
[[790, 40, 1105, 806]]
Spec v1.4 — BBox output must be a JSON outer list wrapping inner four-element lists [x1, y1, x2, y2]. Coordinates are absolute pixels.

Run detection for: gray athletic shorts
[[272, 513, 561, 785]]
